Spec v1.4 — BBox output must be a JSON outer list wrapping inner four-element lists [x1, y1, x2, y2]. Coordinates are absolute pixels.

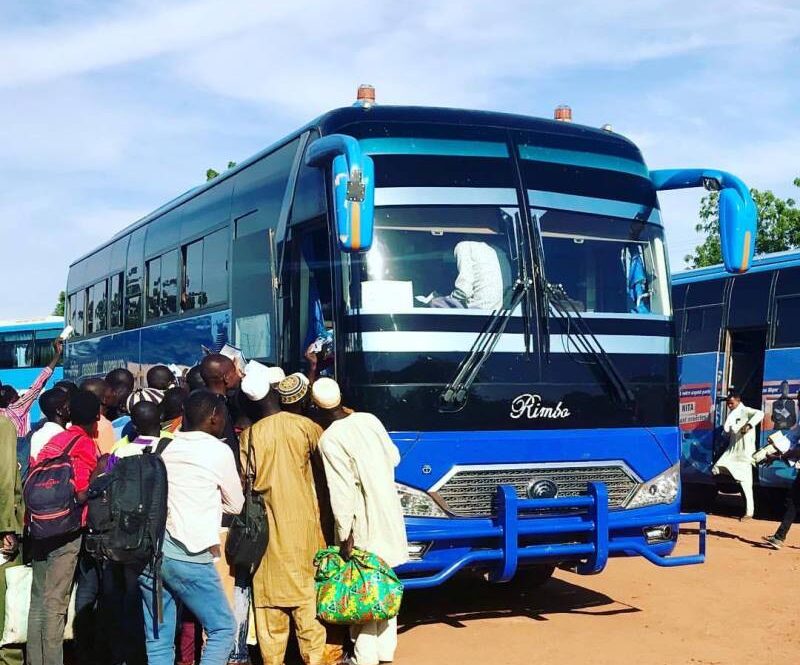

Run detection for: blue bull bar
[[401, 482, 706, 590]]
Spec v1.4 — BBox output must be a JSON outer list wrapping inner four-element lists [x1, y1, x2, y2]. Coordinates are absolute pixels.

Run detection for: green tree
[[206, 161, 237, 181], [685, 177, 800, 268], [53, 290, 65, 317]]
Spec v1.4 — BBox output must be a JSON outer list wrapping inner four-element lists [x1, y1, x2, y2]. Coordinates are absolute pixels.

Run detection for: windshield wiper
[[546, 283, 635, 408], [439, 214, 535, 413]]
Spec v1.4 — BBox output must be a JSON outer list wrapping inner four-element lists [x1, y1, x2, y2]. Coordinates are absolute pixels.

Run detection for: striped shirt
[[0, 367, 53, 437]]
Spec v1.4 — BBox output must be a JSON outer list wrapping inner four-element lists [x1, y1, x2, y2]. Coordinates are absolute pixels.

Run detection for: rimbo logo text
[[510, 394, 571, 420]]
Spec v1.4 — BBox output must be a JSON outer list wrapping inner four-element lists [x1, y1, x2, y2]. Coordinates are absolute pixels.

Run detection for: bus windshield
[[538, 210, 671, 317], [351, 205, 670, 318], [354, 206, 519, 314]]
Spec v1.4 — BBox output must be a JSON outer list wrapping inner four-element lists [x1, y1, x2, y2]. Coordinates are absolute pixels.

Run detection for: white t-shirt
[[161, 430, 244, 555], [29, 421, 65, 460]]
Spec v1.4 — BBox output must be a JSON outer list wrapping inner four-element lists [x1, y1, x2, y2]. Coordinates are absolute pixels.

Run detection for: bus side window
[[682, 279, 726, 354], [126, 228, 145, 329], [146, 256, 162, 321], [774, 267, 800, 348], [34, 328, 60, 366], [0, 331, 33, 369], [109, 273, 123, 329]]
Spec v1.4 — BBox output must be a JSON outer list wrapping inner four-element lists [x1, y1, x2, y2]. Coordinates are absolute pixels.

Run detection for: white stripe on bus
[[348, 332, 671, 355]]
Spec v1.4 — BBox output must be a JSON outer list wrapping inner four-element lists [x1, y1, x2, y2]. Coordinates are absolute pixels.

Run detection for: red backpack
[[23, 435, 83, 540]]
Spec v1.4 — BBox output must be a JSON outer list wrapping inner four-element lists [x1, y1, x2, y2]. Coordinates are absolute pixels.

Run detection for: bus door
[[231, 217, 279, 364], [279, 217, 336, 376], [719, 271, 773, 486], [722, 328, 767, 412]]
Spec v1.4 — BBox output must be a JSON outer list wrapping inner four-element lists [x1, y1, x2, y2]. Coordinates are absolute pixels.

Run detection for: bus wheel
[[515, 564, 556, 588]]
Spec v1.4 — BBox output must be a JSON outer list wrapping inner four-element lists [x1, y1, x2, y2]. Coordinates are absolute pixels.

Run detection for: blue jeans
[[139, 557, 236, 665]]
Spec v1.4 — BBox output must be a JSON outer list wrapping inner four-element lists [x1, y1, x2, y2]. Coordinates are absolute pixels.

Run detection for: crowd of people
[[0, 340, 407, 665]]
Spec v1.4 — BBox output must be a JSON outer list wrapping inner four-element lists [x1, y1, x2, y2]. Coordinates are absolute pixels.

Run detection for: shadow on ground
[[398, 574, 639, 634]]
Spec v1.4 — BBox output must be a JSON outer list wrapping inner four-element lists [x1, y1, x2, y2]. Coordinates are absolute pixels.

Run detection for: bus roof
[[673, 249, 800, 284], [70, 104, 642, 268], [0, 316, 64, 332]]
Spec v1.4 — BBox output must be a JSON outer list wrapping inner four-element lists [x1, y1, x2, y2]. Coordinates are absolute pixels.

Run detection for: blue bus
[[0, 317, 64, 423], [675, 250, 800, 505], [65, 92, 757, 587]]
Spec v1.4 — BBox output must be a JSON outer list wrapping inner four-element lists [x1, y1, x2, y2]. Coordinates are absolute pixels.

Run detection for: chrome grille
[[433, 464, 639, 517]]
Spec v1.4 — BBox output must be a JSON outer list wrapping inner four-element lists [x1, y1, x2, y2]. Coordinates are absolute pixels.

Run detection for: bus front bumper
[[397, 482, 706, 589]]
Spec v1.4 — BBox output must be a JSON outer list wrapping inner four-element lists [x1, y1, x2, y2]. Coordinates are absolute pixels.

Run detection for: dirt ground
[[395, 514, 800, 665]]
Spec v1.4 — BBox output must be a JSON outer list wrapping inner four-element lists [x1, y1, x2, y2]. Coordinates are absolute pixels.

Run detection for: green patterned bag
[[314, 546, 404, 625]]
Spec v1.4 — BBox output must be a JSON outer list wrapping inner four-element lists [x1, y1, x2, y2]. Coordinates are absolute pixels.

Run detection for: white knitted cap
[[241, 360, 270, 401], [311, 377, 342, 409], [265, 366, 286, 385]]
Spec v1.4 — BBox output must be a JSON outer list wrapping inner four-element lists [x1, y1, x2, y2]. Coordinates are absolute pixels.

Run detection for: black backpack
[[23, 434, 82, 540], [85, 437, 171, 570], [225, 439, 268, 572]]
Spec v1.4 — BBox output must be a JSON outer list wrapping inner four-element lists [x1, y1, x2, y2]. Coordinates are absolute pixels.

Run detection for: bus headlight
[[625, 464, 679, 509], [396, 483, 448, 518]]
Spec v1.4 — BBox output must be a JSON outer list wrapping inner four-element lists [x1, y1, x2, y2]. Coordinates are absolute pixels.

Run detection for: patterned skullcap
[[126, 387, 164, 412], [277, 373, 309, 405]]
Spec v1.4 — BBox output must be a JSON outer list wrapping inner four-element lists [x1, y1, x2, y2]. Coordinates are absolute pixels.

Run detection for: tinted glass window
[[685, 279, 727, 307], [774, 296, 800, 347], [674, 309, 685, 354], [85, 285, 95, 334], [775, 267, 800, 297], [126, 229, 145, 329], [68, 293, 81, 337], [728, 271, 772, 329], [109, 273, 123, 328], [75, 289, 85, 336], [95, 279, 108, 332], [34, 328, 59, 366], [683, 306, 722, 354], [182, 240, 203, 311], [231, 139, 299, 233], [203, 228, 228, 307], [160, 250, 179, 316], [0, 331, 33, 369], [291, 148, 326, 224], [672, 284, 688, 310], [146, 257, 161, 320]]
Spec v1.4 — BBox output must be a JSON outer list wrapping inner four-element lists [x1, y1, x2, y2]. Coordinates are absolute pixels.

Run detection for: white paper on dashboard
[[361, 281, 415, 313]]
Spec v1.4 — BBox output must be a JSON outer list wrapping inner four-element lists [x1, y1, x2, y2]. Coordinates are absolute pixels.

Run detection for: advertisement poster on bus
[[759, 349, 800, 488]]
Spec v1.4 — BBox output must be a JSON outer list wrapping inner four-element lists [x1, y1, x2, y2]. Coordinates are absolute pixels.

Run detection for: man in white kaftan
[[312, 378, 408, 665], [451, 241, 503, 310], [713, 392, 764, 518]]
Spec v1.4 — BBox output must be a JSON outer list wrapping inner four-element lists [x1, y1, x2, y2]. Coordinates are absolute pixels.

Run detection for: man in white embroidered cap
[[239, 363, 327, 665], [312, 378, 408, 665]]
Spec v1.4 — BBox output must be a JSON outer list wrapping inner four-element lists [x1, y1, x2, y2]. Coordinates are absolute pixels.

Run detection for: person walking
[[137, 389, 243, 665], [0, 416, 24, 665], [763, 395, 800, 549], [312, 378, 408, 665], [238, 364, 327, 665], [712, 391, 764, 520], [27, 390, 101, 665], [0, 339, 63, 437]]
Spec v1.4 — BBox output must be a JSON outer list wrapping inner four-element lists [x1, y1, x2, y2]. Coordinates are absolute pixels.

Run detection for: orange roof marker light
[[355, 84, 376, 109], [554, 104, 572, 122]]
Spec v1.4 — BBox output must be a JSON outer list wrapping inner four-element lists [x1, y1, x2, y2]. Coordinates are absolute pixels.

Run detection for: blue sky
[[1, 0, 798, 319]]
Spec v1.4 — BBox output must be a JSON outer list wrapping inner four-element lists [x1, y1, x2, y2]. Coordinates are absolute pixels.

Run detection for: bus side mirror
[[305, 134, 375, 253], [651, 168, 757, 274]]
